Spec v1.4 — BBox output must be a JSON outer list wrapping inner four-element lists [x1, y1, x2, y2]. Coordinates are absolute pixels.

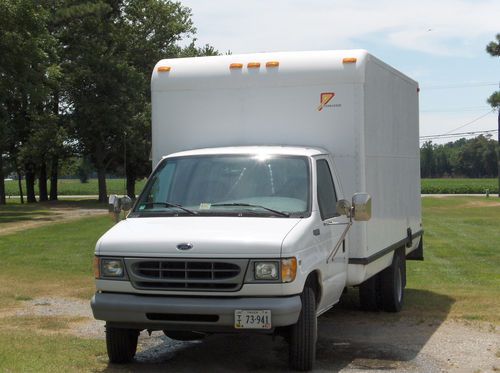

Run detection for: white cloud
[[182, 0, 500, 56]]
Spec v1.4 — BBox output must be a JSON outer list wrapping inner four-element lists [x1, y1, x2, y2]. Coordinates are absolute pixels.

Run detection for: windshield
[[131, 154, 310, 218]]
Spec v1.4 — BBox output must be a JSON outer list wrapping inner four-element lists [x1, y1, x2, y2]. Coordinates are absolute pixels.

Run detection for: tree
[[0, 0, 55, 204], [486, 33, 500, 196], [60, 0, 201, 202]]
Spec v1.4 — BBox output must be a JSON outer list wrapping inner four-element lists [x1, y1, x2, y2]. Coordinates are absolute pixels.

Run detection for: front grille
[[125, 258, 248, 292]]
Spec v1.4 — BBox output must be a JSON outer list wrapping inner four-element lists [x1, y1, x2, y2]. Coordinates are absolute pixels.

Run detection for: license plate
[[234, 310, 272, 329]]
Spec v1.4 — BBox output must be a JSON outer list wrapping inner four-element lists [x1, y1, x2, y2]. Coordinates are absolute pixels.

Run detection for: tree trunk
[[39, 161, 48, 202], [49, 156, 58, 201], [0, 155, 5, 205], [97, 166, 107, 203], [17, 170, 24, 204], [126, 163, 135, 199], [95, 145, 108, 203], [25, 163, 37, 203]]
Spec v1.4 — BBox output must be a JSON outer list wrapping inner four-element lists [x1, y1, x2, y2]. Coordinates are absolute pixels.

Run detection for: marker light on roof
[[230, 63, 243, 69], [266, 61, 279, 68], [157, 66, 171, 72], [247, 62, 261, 68], [342, 58, 357, 63]]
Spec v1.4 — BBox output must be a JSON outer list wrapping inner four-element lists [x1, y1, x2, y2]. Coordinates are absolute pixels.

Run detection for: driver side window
[[316, 159, 338, 220]]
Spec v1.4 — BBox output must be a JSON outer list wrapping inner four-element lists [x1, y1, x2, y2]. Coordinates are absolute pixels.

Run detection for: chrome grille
[[125, 258, 248, 292]]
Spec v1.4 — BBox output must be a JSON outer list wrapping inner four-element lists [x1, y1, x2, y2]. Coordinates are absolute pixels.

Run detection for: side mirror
[[121, 196, 133, 211], [108, 194, 133, 222], [108, 194, 120, 213], [352, 193, 371, 221], [336, 199, 352, 217]]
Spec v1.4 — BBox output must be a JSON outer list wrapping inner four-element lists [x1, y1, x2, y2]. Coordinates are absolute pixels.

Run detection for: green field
[[421, 178, 498, 194], [3, 178, 147, 197], [0, 197, 499, 371], [3, 178, 498, 197]]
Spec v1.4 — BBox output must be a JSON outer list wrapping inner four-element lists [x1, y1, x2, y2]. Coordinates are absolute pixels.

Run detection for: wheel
[[359, 274, 380, 311], [289, 286, 317, 371], [106, 326, 139, 363], [379, 250, 406, 312]]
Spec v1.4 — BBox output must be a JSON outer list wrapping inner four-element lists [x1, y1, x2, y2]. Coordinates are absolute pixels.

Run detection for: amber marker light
[[157, 66, 171, 72], [93, 256, 100, 279], [266, 61, 280, 68], [342, 57, 357, 64], [281, 257, 297, 283], [229, 63, 243, 69], [247, 62, 261, 68]]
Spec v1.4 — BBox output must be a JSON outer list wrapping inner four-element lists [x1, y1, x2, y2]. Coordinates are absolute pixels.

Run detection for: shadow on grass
[[98, 288, 454, 372]]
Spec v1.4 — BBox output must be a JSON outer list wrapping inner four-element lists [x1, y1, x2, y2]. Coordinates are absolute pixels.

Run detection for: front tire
[[106, 326, 139, 364], [379, 250, 405, 312], [289, 286, 317, 371]]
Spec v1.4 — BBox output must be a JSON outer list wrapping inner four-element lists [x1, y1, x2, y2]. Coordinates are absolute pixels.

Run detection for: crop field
[[421, 178, 497, 194], [0, 197, 499, 371]]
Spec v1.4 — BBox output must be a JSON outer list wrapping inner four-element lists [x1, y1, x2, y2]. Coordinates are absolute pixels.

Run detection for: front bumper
[[91, 292, 302, 332]]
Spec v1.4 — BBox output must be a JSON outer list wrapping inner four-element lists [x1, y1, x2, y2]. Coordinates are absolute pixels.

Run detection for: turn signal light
[[93, 256, 100, 278], [281, 257, 297, 283]]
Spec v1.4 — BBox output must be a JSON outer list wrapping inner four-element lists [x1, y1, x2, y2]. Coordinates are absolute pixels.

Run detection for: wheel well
[[305, 271, 322, 307]]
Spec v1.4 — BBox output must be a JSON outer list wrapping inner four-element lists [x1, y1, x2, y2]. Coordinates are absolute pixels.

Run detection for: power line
[[420, 106, 491, 113], [440, 109, 495, 135], [420, 82, 498, 90], [420, 129, 498, 140]]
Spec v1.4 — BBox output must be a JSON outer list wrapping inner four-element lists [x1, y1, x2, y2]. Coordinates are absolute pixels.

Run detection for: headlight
[[254, 261, 279, 280], [94, 257, 126, 279]]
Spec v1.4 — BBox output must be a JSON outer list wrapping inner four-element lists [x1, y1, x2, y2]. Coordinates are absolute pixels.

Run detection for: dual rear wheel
[[359, 249, 406, 312]]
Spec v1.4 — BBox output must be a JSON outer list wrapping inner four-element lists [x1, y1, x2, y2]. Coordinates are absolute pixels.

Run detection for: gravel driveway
[[8, 296, 499, 372]]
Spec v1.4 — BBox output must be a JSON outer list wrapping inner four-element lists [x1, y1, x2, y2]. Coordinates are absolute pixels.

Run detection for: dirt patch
[[0, 208, 107, 236], [3, 296, 499, 372]]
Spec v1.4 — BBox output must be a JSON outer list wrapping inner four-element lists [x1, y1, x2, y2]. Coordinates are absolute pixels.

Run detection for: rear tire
[[379, 250, 405, 312], [106, 326, 139, 364], [289, 286, 317, 371], [359, 274, 380, 311]]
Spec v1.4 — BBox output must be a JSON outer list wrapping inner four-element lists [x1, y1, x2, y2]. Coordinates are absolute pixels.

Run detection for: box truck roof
[[152, 50, 416, 91]]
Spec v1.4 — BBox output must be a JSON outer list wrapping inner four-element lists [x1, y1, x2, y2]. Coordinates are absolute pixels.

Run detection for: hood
[[96, 216, 302, 258]]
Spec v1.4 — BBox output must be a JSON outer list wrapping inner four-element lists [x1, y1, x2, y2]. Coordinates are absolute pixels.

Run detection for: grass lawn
[[0, 196, 499, 371], [4, 178, 147, 197]]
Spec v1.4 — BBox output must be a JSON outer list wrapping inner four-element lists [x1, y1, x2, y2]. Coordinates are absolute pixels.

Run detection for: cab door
[[314, 156, 349, 311]]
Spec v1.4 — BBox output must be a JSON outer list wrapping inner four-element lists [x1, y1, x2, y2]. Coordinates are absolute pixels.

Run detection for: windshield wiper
[[211, 203, 290, 217], [141, 202, 197, 215]]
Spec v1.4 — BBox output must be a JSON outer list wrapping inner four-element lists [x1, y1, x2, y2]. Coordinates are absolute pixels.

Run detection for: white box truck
[[91, 50, 423, 371]]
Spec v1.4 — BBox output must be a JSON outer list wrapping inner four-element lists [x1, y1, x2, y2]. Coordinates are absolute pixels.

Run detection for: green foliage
[[420, 136, 498, 178]]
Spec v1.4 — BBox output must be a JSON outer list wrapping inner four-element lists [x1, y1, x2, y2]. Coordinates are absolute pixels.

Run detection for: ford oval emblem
[[176, 243, 193, 251]]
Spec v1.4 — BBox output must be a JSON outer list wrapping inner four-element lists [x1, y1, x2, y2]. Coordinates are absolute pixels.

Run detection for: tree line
[[420, 135, 498, 178], [0, 0, 217, 204]]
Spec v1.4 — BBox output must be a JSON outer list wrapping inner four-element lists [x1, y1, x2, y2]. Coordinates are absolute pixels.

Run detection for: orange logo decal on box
[[317, 92, 335, 111]]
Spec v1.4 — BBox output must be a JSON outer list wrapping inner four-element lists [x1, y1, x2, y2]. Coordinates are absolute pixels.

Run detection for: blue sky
[[181, 0, 499, 144]]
